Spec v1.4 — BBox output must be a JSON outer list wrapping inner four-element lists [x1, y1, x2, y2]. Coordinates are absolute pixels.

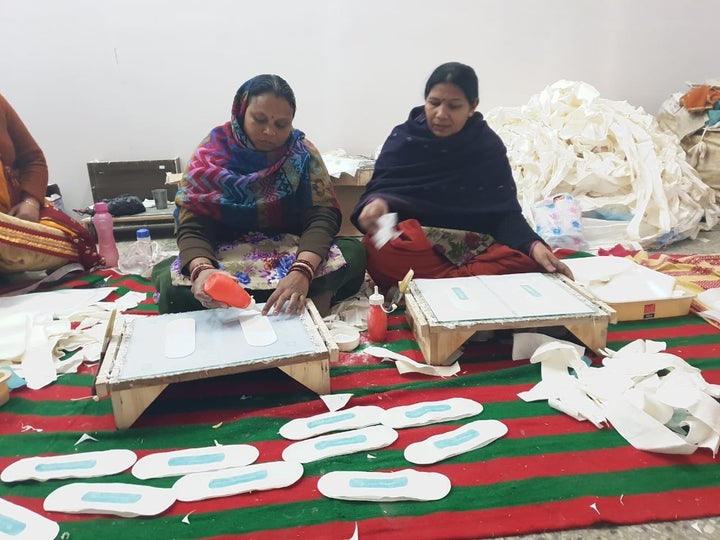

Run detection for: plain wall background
[[1, 0, 716, 213]]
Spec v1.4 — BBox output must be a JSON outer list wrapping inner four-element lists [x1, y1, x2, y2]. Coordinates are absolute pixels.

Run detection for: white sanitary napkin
[[282, 425, 398, 464], [317, 469, 451, 502], [132, 444, 260, 480], [380, 398, 483, 429], [43, 482, 175, 517], [173, 461, 303, 502], [279, 405, 384, 440], [404, 419, 509, 465], [0, 497, 59, 539], [1, 449, 137, 483]]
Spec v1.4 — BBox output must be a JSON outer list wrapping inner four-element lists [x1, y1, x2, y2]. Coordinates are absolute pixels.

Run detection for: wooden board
[[95, 300, 335, 428], [405, 274, 616, 366]]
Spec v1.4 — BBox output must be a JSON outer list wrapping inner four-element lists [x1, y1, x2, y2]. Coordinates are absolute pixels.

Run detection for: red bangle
[[190, 263, 216, 283], [288, 264, 313, 282]]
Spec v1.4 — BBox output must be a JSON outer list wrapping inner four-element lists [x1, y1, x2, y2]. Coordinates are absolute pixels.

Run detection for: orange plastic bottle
[[367, 286, 388, 342], [203, 273, 255, 309]]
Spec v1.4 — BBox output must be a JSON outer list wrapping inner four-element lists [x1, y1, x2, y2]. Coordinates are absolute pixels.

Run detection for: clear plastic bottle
[[367, 286, 388, 342], [92, 201, 119, 268], [118, 228, 160, 278]]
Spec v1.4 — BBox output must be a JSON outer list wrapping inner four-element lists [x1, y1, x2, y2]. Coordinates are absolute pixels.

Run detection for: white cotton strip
[[172, 461, 303, 502], [380, 398, 483, 429], [282, 425, 398, 464], [43, 482, 175, 517], [132, 444, 260, 480], [404, 420, 508, 465], [317, 469, 451, 502], [0, 497, 59, 540], [165, 318, 195, 358], [279, 405, 384, 440], [1, 449, 137, 483], [602, 399, 696, 455], [240, 314, 277, 346]]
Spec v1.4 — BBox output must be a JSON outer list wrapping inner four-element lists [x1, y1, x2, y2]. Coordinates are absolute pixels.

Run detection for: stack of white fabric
[[486, 80, 720, 251]]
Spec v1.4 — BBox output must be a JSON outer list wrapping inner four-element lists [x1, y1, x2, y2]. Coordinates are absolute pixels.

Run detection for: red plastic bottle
[[92, 201, 119, 268], [203, 272, 255, 309], [367, 286, 388, 342]]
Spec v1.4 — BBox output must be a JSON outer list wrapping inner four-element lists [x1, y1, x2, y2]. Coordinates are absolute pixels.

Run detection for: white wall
[[1, 0, 716, 213]]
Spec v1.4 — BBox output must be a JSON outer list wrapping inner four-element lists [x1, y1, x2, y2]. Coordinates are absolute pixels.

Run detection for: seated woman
[[351, 62, 572, 289], [152, 75, 366, 316], [0, 93, 101, 274]]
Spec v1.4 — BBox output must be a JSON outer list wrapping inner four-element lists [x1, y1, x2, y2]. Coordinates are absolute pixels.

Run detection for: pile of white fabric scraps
[[485, 80, 720, 251], [519, 339, 720, 455]]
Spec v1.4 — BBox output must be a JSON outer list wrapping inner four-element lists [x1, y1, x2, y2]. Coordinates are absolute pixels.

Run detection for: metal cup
[[151, 188, 168, 210]]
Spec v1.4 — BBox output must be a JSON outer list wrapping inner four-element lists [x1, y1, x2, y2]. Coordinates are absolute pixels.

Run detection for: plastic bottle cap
[[369, 285, 384, 306], [136, 228, 150, 240], [94, 202, 108, 212]]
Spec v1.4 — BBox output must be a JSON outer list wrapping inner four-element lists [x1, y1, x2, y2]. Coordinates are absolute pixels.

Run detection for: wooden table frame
[[404, 275, 617, 366], [95, 301, 337, 429]]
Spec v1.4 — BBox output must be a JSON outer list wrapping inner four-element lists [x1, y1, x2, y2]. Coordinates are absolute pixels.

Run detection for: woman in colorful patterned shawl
[[0, 93, 102, 274], [351, 62, 572, 289], [152, 75, 365, 315]]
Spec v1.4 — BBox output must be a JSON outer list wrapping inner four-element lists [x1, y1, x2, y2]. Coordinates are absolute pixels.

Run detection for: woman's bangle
[[288, 264, 313, 282], [190, 262, 216, 283]]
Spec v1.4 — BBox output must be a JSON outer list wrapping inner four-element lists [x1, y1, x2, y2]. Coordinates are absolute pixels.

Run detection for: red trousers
[[363, 219, 542, 289]]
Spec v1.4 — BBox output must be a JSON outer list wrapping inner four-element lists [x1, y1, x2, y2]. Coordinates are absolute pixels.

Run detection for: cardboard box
[[605, 290, 695, 321]]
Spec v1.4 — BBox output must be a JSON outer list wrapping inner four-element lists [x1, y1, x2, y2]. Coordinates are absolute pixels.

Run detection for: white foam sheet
[[404, 420, 508, 465], [380, 398, 483, 429], [1, 449, 137, 483], [279, 405, 384, 441], [317, 469, 451, 502], [131, 444, 260, 480], [43, 482, 175, 517], [0, 497, 59, 539], [240, 314, 278, 347], [164, 318, 196, 358], [172, 461, 303, 502], [282, 425, 398, 464]]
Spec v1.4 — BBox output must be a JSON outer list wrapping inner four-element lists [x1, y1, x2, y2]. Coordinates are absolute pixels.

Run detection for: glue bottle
[[367, 286, 388, 342], [203, 272, 256, 310], [92, 201, 119, 268]]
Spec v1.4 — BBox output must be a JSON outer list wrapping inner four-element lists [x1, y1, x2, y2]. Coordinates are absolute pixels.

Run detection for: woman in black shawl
[[351, 62, 572, 289]]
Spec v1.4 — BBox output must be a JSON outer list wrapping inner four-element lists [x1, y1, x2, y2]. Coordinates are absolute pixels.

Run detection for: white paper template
[[279, 405, 384, 440], [43, 482, 175, 517], [413, 274, 595, 322], [0, 288, 116, 319], [172, 461, 303, 502], [0, 497, 59, 539], [165, 318, 196, 358], [380, 398, 483, 429], [282, 425, 398, 464], [404, 419, 508, 465], [240, 314, 278, 346], [1, 449, 137, 483], [317, 469, 451, 502], [132, 444, 260, 480]]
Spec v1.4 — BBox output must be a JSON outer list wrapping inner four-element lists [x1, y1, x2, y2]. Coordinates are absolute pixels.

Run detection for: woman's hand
[[530, 242, 574, 280], [9, 197, 41, 222], [357, 198, 389, 236], [191, 267, 231, 309], [263, 270, 311, 316]]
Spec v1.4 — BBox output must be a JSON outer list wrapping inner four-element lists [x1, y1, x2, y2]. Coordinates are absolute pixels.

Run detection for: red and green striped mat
[[1, 270, 719, 539]]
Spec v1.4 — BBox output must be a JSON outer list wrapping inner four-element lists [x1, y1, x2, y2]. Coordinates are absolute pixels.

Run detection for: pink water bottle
[[367, 286, 388, 342], [92, 202, 119, 268]]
